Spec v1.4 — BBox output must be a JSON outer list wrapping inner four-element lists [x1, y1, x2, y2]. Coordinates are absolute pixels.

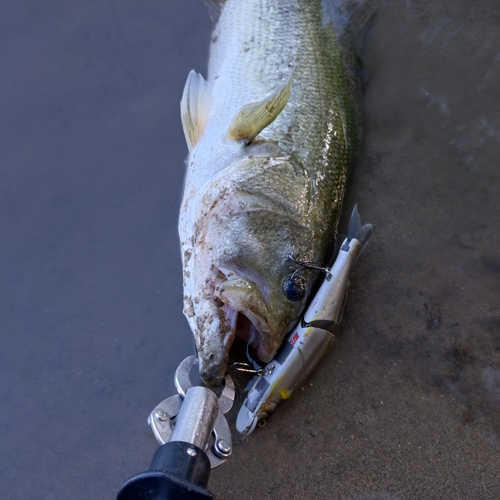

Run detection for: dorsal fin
[[180, 70, 213, 151], [227, 76, 292, 142]]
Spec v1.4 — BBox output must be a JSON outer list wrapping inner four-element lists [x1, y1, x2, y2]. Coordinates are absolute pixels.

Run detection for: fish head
[[180, 153, 322, 387]]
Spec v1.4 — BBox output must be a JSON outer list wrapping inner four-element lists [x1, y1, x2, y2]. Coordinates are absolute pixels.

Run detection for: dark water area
[[1, 1, 499, 499]]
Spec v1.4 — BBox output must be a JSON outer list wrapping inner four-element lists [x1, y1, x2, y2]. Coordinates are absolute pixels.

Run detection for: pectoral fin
[[227, 76, 292, 142], [181, 70, 213, 151]]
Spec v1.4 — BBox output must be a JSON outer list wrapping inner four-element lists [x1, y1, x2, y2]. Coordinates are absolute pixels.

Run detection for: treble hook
[[229, 362, 276, 377], [287, 253, 331, 280], [230, 362, 264, 377]]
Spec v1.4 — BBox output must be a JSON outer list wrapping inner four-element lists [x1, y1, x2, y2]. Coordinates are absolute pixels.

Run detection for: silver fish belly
[[178, 0, 362, 386]]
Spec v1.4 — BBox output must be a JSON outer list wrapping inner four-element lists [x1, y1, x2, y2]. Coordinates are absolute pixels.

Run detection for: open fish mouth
[[216, 274, 281, 363], [191, 268, 278, 386], [223, 302, 270, 363]]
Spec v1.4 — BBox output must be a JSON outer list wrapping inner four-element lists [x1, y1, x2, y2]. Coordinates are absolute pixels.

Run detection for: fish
[[178, 0, 363, 386]]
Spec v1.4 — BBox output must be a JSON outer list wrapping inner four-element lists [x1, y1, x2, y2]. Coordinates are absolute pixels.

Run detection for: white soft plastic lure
[[178, 0, 363, 386]]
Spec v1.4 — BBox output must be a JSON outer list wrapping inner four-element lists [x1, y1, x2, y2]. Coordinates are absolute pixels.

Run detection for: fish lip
[[194, 292, 237, 387], [197, 342, 230, 387], [198, 354, 227, 387]]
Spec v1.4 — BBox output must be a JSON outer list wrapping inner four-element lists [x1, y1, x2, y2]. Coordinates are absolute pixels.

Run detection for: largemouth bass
[[178, 0, 362, 386]]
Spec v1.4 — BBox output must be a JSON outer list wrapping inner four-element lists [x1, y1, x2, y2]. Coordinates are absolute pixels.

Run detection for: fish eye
[[282, 274, 306, 302]]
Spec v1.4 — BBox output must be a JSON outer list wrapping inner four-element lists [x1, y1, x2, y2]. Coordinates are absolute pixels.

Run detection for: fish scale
[[178, 0, 362, 386]]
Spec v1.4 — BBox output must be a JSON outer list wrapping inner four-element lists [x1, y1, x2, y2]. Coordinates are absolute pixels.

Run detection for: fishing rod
[[116, 207, 372, 499]]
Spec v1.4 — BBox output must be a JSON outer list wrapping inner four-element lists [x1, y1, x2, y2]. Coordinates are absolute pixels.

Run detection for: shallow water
[[1, 0, 499, 498]]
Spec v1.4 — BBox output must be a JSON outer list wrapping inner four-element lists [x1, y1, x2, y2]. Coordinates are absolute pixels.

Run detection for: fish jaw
[[182, 252, 238, 387], [181, 238, 236, 386], [192, 299, 237, 387]]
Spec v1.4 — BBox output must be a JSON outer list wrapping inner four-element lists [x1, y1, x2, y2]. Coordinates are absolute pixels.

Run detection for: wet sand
[[1, 1, 499, 498]]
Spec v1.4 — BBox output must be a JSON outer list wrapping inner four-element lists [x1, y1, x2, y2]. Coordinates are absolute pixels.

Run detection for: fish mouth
[[218, 276, 281, 363], [234, 313, 269, 362], [196, 296, 269, 387], [195, 270, 282, 386]]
